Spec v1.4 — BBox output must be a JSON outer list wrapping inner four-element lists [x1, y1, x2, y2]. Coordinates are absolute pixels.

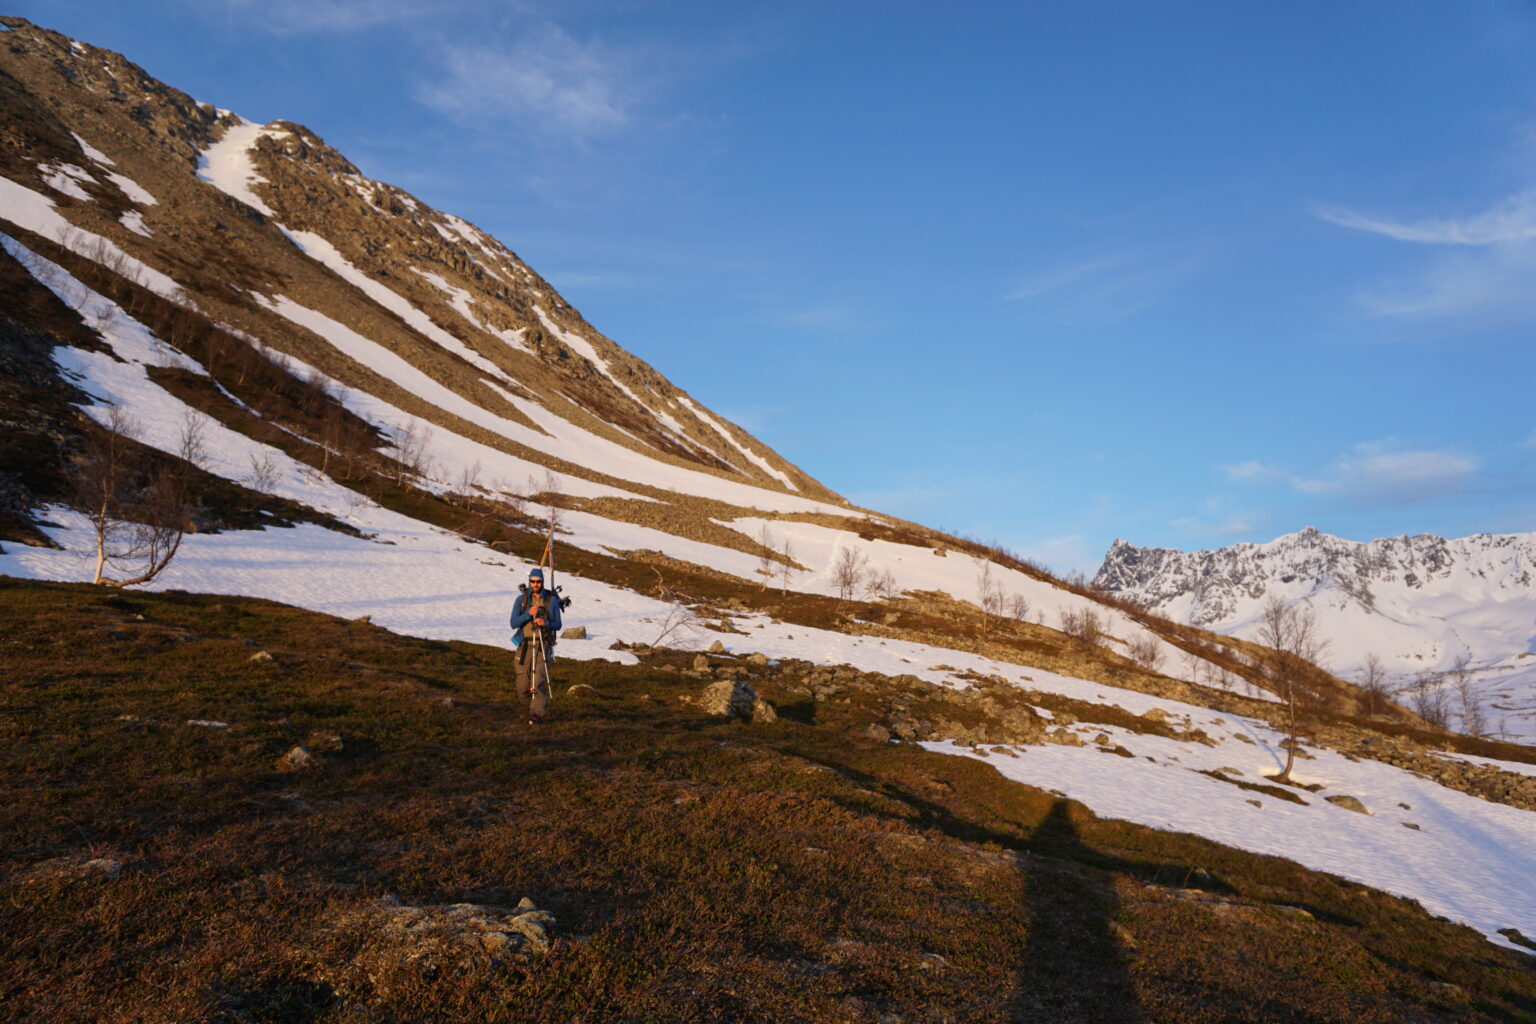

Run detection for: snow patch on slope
[[196, 117, 276, 217], [678, 395, 795, 488], [0, 180, 180, 298]]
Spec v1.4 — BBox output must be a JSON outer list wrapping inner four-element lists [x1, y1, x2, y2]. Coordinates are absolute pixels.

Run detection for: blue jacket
[[510, 585, 563, 648]]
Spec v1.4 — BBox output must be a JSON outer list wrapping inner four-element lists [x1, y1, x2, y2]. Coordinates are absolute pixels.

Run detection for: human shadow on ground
[[1007, 798, 1148, 1023]]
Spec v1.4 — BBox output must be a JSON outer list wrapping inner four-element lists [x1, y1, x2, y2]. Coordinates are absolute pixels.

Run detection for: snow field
[[926, 706, 1536, 951]]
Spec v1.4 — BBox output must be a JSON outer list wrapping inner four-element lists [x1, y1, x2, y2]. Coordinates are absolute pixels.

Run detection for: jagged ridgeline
[[0, 13, 836, 547]]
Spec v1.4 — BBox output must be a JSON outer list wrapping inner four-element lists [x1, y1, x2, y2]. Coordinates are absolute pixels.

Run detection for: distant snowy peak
[[1095, 527, 1536, 627]]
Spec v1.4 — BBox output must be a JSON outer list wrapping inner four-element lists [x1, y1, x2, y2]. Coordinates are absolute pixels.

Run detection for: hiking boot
[[528, 714, 544, 726]]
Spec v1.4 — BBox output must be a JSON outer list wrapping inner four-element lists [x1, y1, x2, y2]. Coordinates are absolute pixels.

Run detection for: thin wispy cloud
[[1354, 244, 1536, 321], [1171, 497, 1256, 538], [1224, 442, 1479, 505], [1004, 248, 1202, 325], [200, 0, 464, 34], [419, 25, 648, 140], [1317, 186, 1536, 323], [770, 303, 876, 333], [1315, 189, 1536, 246]]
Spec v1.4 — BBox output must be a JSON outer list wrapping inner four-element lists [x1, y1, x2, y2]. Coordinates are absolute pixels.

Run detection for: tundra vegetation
[[4, 577, 1536, 1023]]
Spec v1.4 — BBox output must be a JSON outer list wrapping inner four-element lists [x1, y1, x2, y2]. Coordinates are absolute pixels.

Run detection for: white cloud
[[1315, 189, 1536, 247], [1221, 460, 1281, 482], [1317, 186, 1536, 324], [418, 25, 640, 139], [1353, 243, 1536, 321], [1225, 442, 1479, 505]]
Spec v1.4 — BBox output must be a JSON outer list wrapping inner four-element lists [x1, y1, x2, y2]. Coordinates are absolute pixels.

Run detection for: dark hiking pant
[[515, 636, 551, 719]]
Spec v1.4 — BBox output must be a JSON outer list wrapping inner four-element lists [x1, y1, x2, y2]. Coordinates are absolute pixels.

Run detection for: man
[[509, 566, 562, 724]]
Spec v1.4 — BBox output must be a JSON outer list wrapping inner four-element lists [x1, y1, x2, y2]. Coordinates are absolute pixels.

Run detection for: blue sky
[[20, 1, 1536, 572]]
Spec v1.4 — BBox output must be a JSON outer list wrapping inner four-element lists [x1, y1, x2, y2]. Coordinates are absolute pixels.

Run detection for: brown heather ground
[[3, 577, 1535, 1023]]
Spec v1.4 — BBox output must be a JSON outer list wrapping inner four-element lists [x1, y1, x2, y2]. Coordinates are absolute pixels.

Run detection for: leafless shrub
[[452, 461, 484, 509], [644, 601, 708, 650], [1059, 606, 1102, 644], [832, 546, 866, 601], [756, 523, 777, 587], [391, 419, 433, 486], [779, 538, 795, 594], [247, 452, 281, 494], [645, 569, 707, 649], [1182, 648, 1204, 688], [527, 469, 565, 535], [75, 407, 197, 588], [1405, 673, 1451, 730], [865, 567, 898, 601], [976, 559, 1006, 631], [1356, 652, 1392, 717], [1448, 654, 1486, 737], [1007, 593, 1031, 622], [1126, 633, 1163, 673]]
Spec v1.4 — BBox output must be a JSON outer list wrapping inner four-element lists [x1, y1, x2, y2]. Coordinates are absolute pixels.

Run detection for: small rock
[[1246, 799, 1262, 808], [699, 680, 757, 720], [692, 654, 711, 672], [187, 719, 229, 729], [352, 614, 372, 624], [747, 652, 770, 667], [277, 746, 316, 772], [1325, 794, 1370, 815], [567, 683, 596, 696], [1142, 708, 1169, 724], [81, 858, 123, 879], [861, 723, 892, 743], [249, 650, 274, 664], [708, 639, 726, 654], [1402, 822, 1421, 830], [560, 626, 587, 640], [750, 698, 778, 724]]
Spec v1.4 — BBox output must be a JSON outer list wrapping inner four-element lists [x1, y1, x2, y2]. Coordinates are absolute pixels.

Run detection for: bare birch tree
[[832, 546, 867, 601], [1448, 654, 1486, 737], [1254, 595, 1329, 783], [975, 558, 1006, 632], [75, 408, 200, 588], [1356, 652, 1391, 717]]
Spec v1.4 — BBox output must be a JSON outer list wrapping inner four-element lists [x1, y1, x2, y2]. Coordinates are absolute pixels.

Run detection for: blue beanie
[[528, 567, 545, 581]]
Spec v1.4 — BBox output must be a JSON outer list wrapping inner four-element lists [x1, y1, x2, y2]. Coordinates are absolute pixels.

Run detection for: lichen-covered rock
[[750, 698, 778, 724], [277, 746, 315, 771], [560, 626, 587, 640], [1325, 794, 1370, 815], [699, 679, 757, 720], [322, 896, 556, 998]]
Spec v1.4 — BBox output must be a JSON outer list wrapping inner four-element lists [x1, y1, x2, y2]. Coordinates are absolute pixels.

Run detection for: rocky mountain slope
[[1095, 527, 1536, 741], [2, 14, 1535, 993]]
